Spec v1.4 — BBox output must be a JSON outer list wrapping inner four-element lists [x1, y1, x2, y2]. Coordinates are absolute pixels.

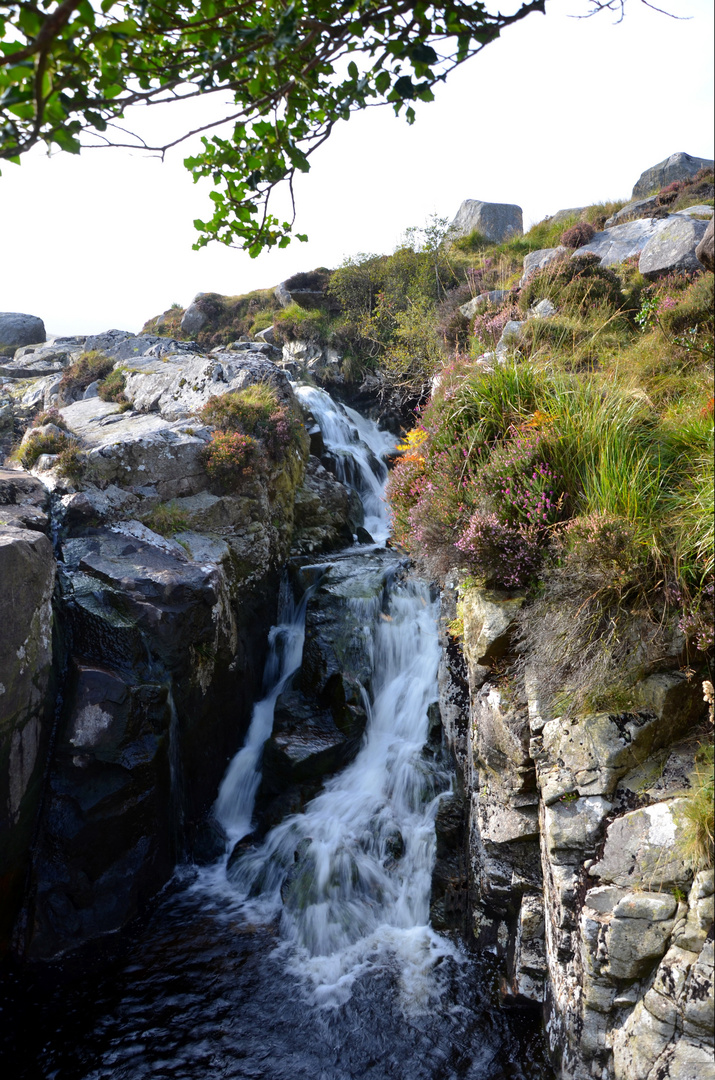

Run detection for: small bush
[[58, 351, 114, 404], [143, 501, 190, 537], [56, 443, 85, 481], [273, 303, 330, 344], [32, 407, 69, 431], [98, 367, 128, 404], [514, 514, 675, 715], [19, 429, 78, 469], [456, 513, 542, 589], [202, 431, 258, 490], [200, 384, 299, 459], [519, 255, 624, 317], [560, 222, 596, 249]]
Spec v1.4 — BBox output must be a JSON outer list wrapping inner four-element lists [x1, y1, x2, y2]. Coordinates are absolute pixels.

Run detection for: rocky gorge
[[0, 150, 713, 1080]]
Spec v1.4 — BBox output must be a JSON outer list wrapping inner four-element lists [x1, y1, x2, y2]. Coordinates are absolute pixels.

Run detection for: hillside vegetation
[[145, 172, 714, 732]]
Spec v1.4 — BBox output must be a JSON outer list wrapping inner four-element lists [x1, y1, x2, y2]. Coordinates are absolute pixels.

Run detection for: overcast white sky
[[0, 0, 713, 337]]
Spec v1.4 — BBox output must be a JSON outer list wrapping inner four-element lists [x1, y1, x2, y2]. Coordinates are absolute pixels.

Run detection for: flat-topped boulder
[[632, 151, 714, 198], [450, 199, 523, 243]]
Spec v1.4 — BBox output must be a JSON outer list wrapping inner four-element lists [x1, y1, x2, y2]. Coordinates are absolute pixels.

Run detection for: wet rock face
[[439, 578, 713, 1079], [255, 552, 399, 832], [0, 470, 55, 948], [0, 342, 326, 959]]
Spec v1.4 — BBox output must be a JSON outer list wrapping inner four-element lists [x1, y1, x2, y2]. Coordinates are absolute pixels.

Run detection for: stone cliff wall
[[0, 333, 362, 960], [438, 574, 714, 1080]]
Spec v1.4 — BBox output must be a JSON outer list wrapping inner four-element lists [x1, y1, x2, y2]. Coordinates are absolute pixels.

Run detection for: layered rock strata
[[438, 575, 714, 1080]]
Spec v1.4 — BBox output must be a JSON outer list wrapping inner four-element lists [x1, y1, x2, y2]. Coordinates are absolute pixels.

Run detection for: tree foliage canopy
[[0, 1, 650, 255]]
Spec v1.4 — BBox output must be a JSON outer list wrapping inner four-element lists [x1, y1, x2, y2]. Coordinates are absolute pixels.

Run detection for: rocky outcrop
[[696, 219, 715, 272], [0, 469, 55, 949], [0, 331, 371, 959], [632, 152, 714, 198], [439, 575, 713, 1079], [255, 551, 399, 832], [451, 200, 523, 243]]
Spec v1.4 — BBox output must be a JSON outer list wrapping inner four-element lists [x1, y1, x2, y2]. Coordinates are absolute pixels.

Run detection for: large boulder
[[572, 217, 667, 266], [450, 200, 523, 243], [632, 152, 714, 198], [696, 218, 715, 272], [639, 215, 709, 279], [0, 313, 45, 351]]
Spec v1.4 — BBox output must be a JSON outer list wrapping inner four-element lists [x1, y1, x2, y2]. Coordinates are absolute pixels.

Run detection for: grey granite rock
[[696, 218, 714, 271], [639, 216, 709, 279], [572, 217, 669, 266], [632, 151, 714, 198], [181, 302, 208, 336], [0, 312, 46, 349], [459, 290, 510, 319], [605, 197, 661, 227], [450, 199, 523, 243], [520, 246, 568, 285]]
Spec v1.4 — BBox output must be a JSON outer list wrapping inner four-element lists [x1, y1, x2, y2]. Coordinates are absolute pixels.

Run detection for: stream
[[1, 386, 551, 1080]]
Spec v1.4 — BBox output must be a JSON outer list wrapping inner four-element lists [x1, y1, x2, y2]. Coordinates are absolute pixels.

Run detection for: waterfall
[[295, 385, 395, 541], [206, 386, 458, 1010], [214, 573, 321, 842], [227, 575, 453, 1007]]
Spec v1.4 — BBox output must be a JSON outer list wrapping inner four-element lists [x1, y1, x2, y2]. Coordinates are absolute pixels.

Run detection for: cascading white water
[[295, 385, 395, 542], [214, 575, 321, 841], [213, 387, 396, 843], [206, 387, 459, 1010], [227, 574, 454, 1007]]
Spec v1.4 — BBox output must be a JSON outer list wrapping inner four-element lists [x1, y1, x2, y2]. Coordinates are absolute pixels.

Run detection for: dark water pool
[[1, 872, 552, 1080]]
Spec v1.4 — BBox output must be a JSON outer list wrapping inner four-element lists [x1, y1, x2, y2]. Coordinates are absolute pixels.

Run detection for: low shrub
[[272, 302, 331, 345], [200, 383, 299, 459], [143, 501, 190, 537], [560, 222, 596, 249], [202, 431, 258, 490], [57, 351, 114, 404], [56, 443, 85, 481], [19, 429, 78, 469], [98, 367, 128, 404], [456, 513, 542, 589], [514, 513, 676, 715], [32, 407, 69, 431], [679, 743, 714, 869], [519, 255, 624, 317]]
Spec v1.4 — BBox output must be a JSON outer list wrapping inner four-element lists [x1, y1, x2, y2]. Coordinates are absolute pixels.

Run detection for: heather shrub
[[435, 284, 472, 348], [456, 514, 542, 589], [514, 513, 678, 715], [98, 367, 128, 404], [202, 431, 257, 489], [32, 407, 69, 431], [18, 428, 78, 469], [472, 304, 521, 352], [56, 443, 85, 481], [57, 351, 114, 404], [519, 255, 624, 317], [560, 222, 596, 249], [200, 384, 299, 460], [657, 273, 714, 340]]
